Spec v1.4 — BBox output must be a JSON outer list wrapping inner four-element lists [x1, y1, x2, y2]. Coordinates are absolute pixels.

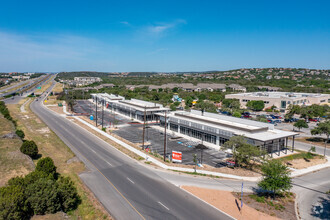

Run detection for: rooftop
[[228, 92, 329, 99], [160, 110, 297, 142]]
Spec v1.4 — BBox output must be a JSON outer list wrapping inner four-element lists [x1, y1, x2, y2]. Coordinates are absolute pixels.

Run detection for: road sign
[[172, 151, 182, 163]]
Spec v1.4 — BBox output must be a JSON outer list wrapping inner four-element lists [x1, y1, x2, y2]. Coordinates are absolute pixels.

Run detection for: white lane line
[[158, 201, 170, 210], [127, 177, 135, 184], [91, 149, 96, 153], [107, 161, 113, 167]]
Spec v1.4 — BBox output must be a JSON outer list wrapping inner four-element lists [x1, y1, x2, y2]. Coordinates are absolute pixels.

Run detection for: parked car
[[309, 118, 319, 122]]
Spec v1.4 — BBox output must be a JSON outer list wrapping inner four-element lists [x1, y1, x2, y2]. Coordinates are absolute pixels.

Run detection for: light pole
[[164, 111, 167, 161]]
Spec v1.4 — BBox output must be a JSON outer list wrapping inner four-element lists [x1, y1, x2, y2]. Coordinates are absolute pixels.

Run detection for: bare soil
[[289, 157, 327, 169], [182, 186, 280, 220], [232, 192, 297, 220]]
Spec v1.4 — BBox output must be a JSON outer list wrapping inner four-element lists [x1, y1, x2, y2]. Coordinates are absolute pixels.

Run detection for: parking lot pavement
[[73, 100, 229, 167], [73, 100, 130, 127]]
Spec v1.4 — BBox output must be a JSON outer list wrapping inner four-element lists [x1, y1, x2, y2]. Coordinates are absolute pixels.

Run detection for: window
[[281, 101, 286, 108], [320, 100, 325, 103]]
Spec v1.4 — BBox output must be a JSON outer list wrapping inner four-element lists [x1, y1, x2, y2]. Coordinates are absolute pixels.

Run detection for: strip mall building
[[91, 93, 297, 155]]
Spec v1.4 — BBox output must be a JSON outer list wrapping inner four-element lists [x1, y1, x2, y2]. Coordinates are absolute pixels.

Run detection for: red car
[[309, 118, 319, 122]]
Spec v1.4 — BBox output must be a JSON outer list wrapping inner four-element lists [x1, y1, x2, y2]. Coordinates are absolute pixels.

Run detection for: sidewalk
[[62, 105, 330, 181]]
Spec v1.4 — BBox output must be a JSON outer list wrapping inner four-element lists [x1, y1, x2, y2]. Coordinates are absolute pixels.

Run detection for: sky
[[0, 0, 329, 72]]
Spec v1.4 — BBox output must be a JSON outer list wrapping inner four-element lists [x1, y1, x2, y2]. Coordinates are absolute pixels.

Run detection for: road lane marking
[[127, 177, 135, 184], [107, 161, 113, 167], [158, 201, 170, 210], [91, 149, 96, 153]]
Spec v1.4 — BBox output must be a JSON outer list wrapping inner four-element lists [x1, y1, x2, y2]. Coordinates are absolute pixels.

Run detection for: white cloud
[[0, 31, 115, 72], [120, 21, 130, 25], [146, 19, 186, 36]]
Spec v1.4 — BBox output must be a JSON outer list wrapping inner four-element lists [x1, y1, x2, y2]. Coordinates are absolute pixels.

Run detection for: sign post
[[241, 182, 244, 212]]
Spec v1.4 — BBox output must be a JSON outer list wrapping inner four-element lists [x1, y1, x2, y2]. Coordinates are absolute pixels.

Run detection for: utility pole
[[95, 96, 98, 127], [164, 111, 167, 161], [101, 100, 104, 129], [142, 106, 146, 150]]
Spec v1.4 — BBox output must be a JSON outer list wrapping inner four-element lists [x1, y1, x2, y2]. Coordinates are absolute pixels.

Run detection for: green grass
[[170, 169, 220, 178], [276, 151, 321, 163]]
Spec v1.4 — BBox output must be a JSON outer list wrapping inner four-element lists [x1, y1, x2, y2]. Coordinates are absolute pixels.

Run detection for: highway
[[3, 75, 53, 104], [30, 82, 233, 220]]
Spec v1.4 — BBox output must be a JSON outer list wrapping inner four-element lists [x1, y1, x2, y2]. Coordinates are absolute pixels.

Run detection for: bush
[[15, 129, 25, 139], [57, 176, 81, 212], [20, 140, 38, 159], [25, 178, 61, 215], [36, 157, 57, 178], [0, 184, 29, 220]]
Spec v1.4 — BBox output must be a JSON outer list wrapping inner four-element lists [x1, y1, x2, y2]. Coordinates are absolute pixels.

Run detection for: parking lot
[[73, 100, 229, 167]]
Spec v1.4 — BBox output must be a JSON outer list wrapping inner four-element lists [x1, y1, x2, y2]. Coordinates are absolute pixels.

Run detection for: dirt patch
[[67, 156, 80, 164], [31, 211, 69, 220], [182, 186, 279, 220], [47, 105, 65, 115], [232, 192, 297, 220], [36, 127, 51, 134], [289, 158, 327, 169]]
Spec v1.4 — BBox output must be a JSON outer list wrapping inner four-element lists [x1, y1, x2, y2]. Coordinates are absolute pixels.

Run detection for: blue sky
[[0, 0, 329, 72]]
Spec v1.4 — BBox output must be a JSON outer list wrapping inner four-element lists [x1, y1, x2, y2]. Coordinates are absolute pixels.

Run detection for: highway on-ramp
[[30, 83, 233, 220]]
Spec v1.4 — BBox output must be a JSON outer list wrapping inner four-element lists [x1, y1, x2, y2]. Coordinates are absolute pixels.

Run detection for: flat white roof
[[161, 110, 297, 142], [228, 92, 329, 99]]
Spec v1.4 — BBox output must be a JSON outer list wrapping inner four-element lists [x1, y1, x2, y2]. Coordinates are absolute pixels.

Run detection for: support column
[[292, 136, 295, 152], [286, 137, 288, 154], [216, 136, 219, 146]]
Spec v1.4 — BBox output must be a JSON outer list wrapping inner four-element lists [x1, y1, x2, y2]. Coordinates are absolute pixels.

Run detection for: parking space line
[[127, 177, 135, 184], [158, 201, 170, 210]]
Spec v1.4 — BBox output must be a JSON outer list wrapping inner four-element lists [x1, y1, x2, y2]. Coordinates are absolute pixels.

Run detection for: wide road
[[30, 83, 233, 220]]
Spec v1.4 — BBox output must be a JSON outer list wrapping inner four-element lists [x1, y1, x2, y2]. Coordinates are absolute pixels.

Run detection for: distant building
[[73, 77, 102, 86], [225, 92, 330, 112], [227, 84, 246, 92]]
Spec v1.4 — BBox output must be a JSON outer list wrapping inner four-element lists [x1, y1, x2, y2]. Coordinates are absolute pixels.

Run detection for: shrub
[[36, 157, 57, 178], [15, 129, 25, 139], [25, 178, 61, 215], [20, 140, 38, 159], [57, 176, 81, 212]]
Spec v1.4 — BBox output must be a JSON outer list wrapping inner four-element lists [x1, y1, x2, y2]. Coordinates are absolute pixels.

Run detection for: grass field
[[0, 115, 34, 187], [44, 82, 63, 105], [7, 100, 110, 219]]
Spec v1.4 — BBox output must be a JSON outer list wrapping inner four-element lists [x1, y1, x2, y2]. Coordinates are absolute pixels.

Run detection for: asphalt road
[[30, 83, 233, 220], [3, 75, 53, 104], [293, 168, 330, 220]]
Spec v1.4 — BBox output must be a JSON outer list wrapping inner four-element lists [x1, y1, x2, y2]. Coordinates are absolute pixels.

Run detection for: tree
[[293, 119, 308, 131], [36, 157, 57, 178], [170, 104, 177, 111], [57, 176, 81, 212], [20, 140, 38, 159], [258, 160, 292, 197], [311, 121, 330, 156], [223, 136, 263, 168], [232, 111, 241, 118], [0, 185, 29, 220], [222, 99, 240, 112], [246, 100, 265, 111], [25, 178, 61, 215], [15, 129, 25, 139], [184, 97, 193, 109]]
